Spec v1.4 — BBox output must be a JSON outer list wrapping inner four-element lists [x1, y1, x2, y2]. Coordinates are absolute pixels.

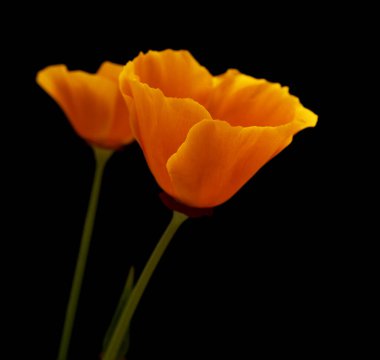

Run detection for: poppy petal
[[207, 69, 300, 127], [167, 113, 317, 208], [121, 50, 213, 104], [121, 77, 212, 194], [97, 61, 123, 82], [37, 65, 119, 147], [97, 62, 134, 147]]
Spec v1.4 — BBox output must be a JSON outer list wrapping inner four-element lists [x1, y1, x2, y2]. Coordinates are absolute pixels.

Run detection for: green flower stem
[[103, 211, 188, 360], [102, 266, 135, 356], [57, 147, 113, 360]]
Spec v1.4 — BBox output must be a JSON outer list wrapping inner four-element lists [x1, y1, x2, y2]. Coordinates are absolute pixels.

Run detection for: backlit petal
[[37, 64, 133, 148], [97, 62, 134, 147], [167, 111, 317, 208], [121, 50, 213, 103], [121, 76, 212, 194], [97, 61, 123, 82], [207, 69, 299, 127], [37, 65, 118, 146]]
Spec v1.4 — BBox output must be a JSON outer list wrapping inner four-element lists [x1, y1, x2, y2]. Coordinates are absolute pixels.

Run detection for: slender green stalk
[[57, 147, 113, 360], [103, 211, 188, 360], [102, 266, 135, 357]]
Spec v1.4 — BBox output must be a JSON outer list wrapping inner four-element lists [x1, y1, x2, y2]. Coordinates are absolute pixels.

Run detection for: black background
[[13, 7, 332, 360]]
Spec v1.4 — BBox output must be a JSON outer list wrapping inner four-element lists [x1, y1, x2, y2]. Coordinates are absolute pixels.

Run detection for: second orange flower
[[37, 62, 134, 149]]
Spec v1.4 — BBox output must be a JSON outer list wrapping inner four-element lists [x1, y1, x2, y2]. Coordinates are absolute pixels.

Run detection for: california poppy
[[120, 49, 318, 208], [37, 62, 134, 360], [37, 62, 134, 149]]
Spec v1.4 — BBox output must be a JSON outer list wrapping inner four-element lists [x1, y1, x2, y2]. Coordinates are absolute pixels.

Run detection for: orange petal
[[37, 65, 116, 143], [270, 105, 318, 159], [167, 112, 317, 208], [121, 76, 212, 194], [37, 65, 130, 148], [104, 94, 133, 148], [97, 62, 134, 147], [120, 50, 213, 104], [207, 69, 299, 127], [97, 61, 123, 82]]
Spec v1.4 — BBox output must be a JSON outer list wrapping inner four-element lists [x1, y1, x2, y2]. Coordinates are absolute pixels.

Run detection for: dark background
[[13, 7, 331, 360]]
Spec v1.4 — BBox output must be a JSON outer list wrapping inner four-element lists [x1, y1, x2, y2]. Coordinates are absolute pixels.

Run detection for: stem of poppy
[[57, 147, 113, 360], [102, 211, 188, 360]]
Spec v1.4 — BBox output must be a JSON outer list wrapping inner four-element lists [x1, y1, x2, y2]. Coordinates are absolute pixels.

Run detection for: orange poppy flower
[[120, 50, 318, 208], [37, 62, 134, 149]]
